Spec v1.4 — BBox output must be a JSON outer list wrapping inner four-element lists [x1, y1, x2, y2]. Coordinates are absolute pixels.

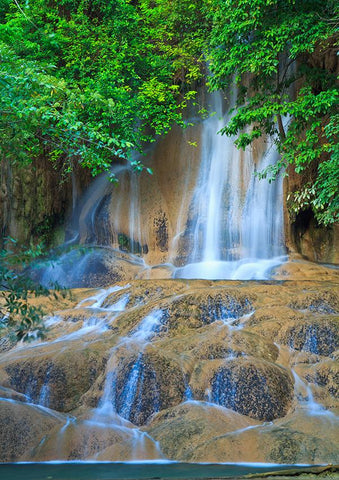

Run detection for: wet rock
[[177, 290, 253, 322], [274, 259, 339, 281], [246, 306, 305, 339], [138, 265, 174, 279], [0, 399, 63, 462], [104, 285, 254, 341], [191, 357, 293, 421], [95, 434, 160, 461], [112, 346, 186, 425], [188, 425, 339, 464], [0, 335, 16, 353], [275, 408, 339, 447], [32, 418, 160, 461], [277, 318, 339, 356], [146, 401, 259, 460], [156, 322, 279, 380], [31, 247, 144, 288], [153, 210, 169, 252], [3, 346, 107, 412], [190, 327, 279, 362], [0, 386, 28, 402], [1, 279, 339, 464], [163, 289, 254, 333], [102, 280, 188, 310], [265, 427, 339, 464], [289, 290, 339, 314], [304, 359, 339, 399]]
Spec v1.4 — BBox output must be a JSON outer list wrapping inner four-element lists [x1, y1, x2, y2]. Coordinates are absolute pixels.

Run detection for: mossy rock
[[31, 418, 160, 461], [3, 347, 107, 412], [146, 401, 258, 460], [188, 425, 339, 464], [289, 290, 339, 314]]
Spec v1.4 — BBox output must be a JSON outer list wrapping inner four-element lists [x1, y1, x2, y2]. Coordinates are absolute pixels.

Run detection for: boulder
[[106, 345, 186, 425], [165, 289, 254, 331], [146, 401, 258, 460], [0, 399, 63, 462], [31, 247, 144, 288], [190, 357, 294, 421], [2, 344, 107, 412], [277, 318, 339, 356], [289, 290, 339, 314], [188, 424, 339, 464], [31, 417, 160, 461], [301, 359, 339, 400], [246, 306, 305, 341], [102, 279, 189, 310]]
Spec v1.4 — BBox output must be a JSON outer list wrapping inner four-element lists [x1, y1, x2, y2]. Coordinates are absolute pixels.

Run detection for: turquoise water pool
[[0, 461, 321, 480]]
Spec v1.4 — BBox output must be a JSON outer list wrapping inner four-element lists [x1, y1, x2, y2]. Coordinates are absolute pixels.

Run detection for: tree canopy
[[0, 0, 338, 224], [0, 0, 206, 178], [208, 0, 338, 225]]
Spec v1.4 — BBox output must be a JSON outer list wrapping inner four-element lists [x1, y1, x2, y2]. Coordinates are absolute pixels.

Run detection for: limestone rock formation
[[0, 278, 338, 463], [0, 399, 64, 462], [1, 342, 108, 412], [209, 358, 293, 421], [146, 401, 258, 460], [110, 345, 186, 425]]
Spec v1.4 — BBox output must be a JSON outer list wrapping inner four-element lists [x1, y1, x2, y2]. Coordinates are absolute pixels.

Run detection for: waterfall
[[175, 90, 286, 280], [36, 87, 287, 285]]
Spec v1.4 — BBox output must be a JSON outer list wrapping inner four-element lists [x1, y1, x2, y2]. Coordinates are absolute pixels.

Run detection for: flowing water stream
[[175, 91, 286, 279]]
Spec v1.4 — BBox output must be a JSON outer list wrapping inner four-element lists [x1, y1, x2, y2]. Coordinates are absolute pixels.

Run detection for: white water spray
[[175, 90, 286, 279]]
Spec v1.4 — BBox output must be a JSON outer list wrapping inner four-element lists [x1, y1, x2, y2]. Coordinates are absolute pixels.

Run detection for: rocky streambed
[[0, 276, 338, 464]]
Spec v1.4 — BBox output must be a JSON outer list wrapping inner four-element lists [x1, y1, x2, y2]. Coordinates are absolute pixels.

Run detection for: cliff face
[[0, 157, 91, 248], [282, 43, 339, 264], [284, 165, 339, 264]]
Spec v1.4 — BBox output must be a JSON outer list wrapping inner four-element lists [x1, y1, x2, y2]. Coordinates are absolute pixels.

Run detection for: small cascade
[[127, 172, 147, 254], [201, 295, 252, 329], [1, 280, 339, 463], [175, 90, 286, 280], [81, 309, 167, 459], [74, 164, 127, 246], [41, 291, 165, 460], [241, 147, 284, 260], [292, 368, 338, 419], [76, 285, 128, 310], [76, 165, 147, 254], [94, 310, 165, 425], [32, 285, 130, 348], [29, 83, 289, 287]]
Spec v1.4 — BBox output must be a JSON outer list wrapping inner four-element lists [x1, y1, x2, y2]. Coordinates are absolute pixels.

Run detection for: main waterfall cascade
[[174, 90, 286, 280], [39, 89, 287, 286]]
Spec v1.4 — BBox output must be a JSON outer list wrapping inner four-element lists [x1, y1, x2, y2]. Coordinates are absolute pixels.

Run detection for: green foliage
[[0, 42, 129, 179], [0, 238, 48, 341], [208, 0, 338, 225], [0, 0, 207, 179]]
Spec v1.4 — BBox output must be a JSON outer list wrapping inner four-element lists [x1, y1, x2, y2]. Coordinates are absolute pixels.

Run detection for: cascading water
[[95, 309, 165, 424], [175, 90, 286, 280], [30, 84, 289, 288]]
